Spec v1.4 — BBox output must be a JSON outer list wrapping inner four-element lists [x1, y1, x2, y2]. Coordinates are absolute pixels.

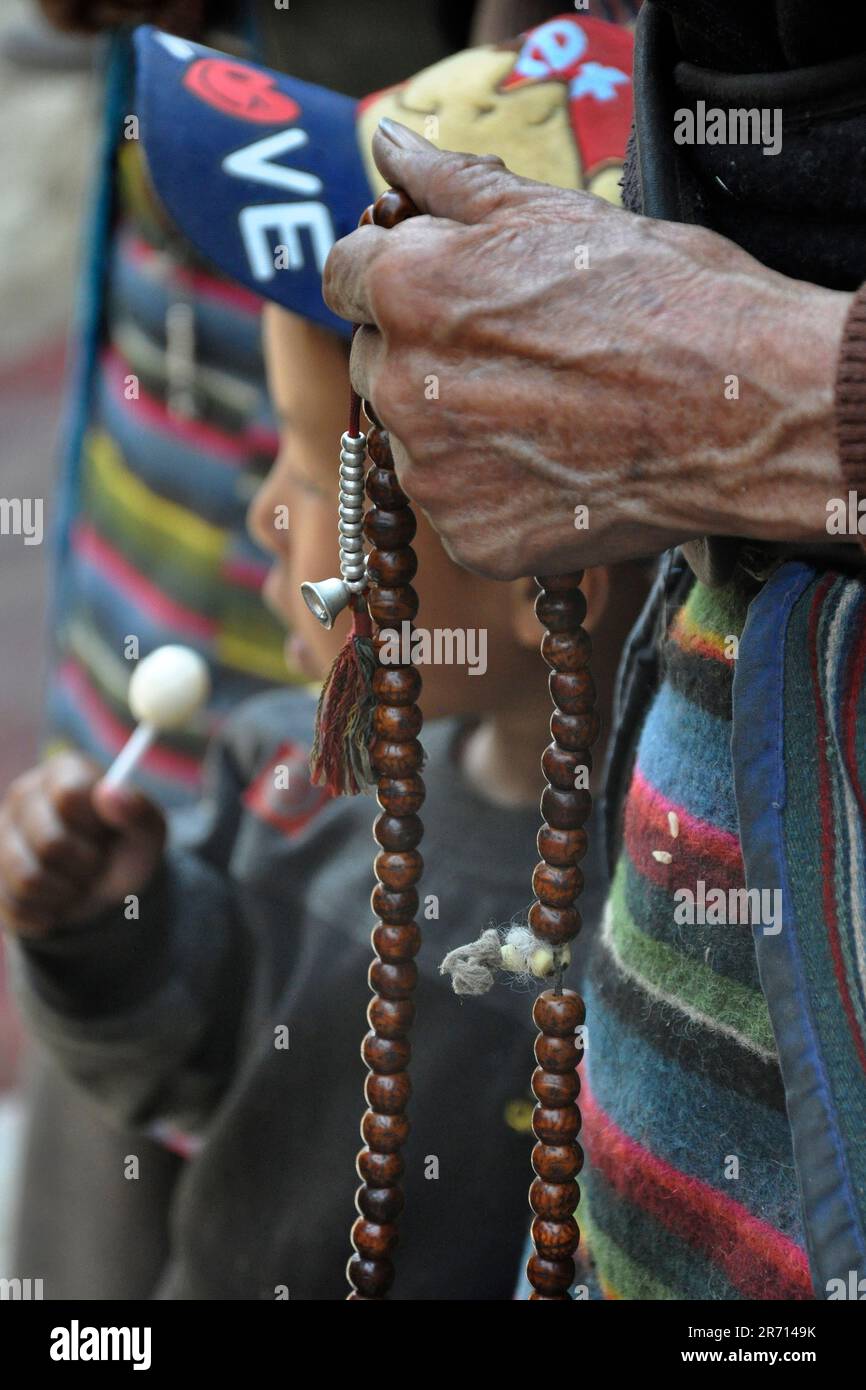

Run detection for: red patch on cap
[[498, 15, 633, 181], [184, 58, 301, 124]]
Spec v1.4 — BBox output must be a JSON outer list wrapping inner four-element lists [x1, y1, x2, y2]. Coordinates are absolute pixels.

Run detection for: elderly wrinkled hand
[[324, 119, 848, 580]]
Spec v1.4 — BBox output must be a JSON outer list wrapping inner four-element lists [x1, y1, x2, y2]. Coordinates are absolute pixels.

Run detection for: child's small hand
[[0, 753, 166, 939]]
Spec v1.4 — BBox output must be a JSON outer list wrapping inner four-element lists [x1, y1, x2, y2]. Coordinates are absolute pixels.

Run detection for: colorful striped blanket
[[580, 573, 810, 1299], [542, 559, 866, 1300]]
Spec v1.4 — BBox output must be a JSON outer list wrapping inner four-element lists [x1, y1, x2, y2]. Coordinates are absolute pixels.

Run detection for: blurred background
[[0, 0, 100, 1272]]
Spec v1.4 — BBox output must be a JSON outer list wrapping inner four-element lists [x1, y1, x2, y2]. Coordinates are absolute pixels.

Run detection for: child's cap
[[134, 15, 634, 338]]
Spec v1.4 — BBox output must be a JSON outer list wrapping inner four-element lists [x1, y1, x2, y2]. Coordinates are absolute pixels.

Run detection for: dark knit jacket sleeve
[[836, 280, 866, 549], [7, 736, 252, 1136]]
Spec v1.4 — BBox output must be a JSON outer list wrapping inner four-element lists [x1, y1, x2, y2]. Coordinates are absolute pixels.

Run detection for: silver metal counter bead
[[340, 431, 366, 452]]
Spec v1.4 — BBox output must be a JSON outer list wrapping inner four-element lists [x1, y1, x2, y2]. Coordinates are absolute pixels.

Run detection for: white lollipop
[[101, 645, 210, 789]]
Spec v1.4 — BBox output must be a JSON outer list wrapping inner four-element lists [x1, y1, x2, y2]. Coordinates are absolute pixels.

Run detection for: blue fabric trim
[[733, 559, 866, 1296]]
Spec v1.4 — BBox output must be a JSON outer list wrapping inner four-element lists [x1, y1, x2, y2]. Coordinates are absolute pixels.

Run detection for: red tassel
[[309, 596, 377, 796]]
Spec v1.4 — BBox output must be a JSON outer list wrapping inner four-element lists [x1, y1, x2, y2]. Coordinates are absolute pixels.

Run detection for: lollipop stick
[[101, 724, 156, 790]]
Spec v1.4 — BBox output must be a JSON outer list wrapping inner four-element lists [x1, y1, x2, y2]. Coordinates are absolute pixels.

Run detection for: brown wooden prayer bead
[[376, 775, 425, 816], [534, 591, 587, 632], [357, 1149, 404, 1187], [550, 671, 596, 714], [531, 1217, 579, 1260], [371, 885, 419, 923], [361, 1111, 410, 1152], [531, 862, 583, 907], [366, 468, 408, 509], [367, 583, 419, 625], [365, 1072, 412, 1114], [367, 548, 417, 586], [371, 187, 421, 228], [373, 704, 423, 741], [370, 738, 424, 778], [541, 628, 592, 672], [351, 1218, 399, 1262], [529, 1177, 580, 1220], [364, 424, 391, 462], [551, 709, 600, 751], [533, 1107, 581, 1145], [374, 849, 423, 888], [371, 922, 421, 961], [374, 812, 423, 850], [540, 786, 592, 830], [534, 1035, 580, 1072], [540, 743, 586, 791], [537, 825, 588, 867], [346, 1255, 393, 1299], [362, 1032, 411, 1073], [367, 997, 414, 1039], [349, 355, 424, 1300], [528, 902, 580, 946], [526, 1255, 575, 1298], [357, 1185, 405, 1223], [532, 1068, 580, 1107], [534, 991, 586, 1034], [532, 1142, 583, 1183], [369, 960, 418, 1000], [364, 508, 417, 550], [372, 667, 422, 705]]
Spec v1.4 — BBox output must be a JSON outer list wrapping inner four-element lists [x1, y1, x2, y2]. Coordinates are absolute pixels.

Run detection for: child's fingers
[[91, 784, 166, 845], [0, 886, 61, 940], [44, 754, 109, 836], [0, 822, 78, 910], [13, 793, 106, 888]]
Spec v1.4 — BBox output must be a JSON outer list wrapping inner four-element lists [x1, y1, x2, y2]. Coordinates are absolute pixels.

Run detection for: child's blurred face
[[249, 310, 348, 684], [248, 308, 542, 721]]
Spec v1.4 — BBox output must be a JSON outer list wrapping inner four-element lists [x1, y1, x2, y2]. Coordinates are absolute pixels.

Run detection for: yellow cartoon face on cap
[[357, 14, 634, 208]]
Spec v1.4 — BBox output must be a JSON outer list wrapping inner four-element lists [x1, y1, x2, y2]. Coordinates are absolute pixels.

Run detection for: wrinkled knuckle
[[374, 362, 416, 438], [366, 244, 415, 330]]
